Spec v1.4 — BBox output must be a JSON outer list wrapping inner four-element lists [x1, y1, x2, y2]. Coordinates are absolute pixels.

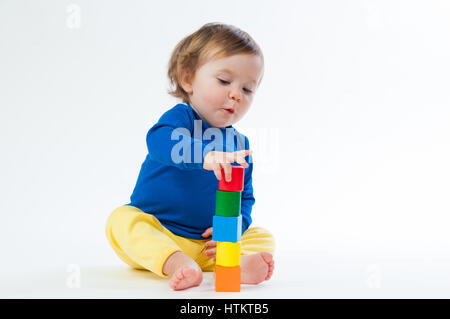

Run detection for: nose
[[228, 86, 241, 102]]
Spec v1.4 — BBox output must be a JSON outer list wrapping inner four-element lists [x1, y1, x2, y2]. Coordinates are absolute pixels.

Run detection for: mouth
[[223, 108, 235, 114]]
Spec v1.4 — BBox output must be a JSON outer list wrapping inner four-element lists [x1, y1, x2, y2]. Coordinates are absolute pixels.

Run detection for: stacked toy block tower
[[213, 165, 245, 292]]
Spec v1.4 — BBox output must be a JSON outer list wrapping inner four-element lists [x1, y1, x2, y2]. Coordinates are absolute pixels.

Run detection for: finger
[[213, 164, 222, 180], [234, 150, 252, 167], [204, 247, 216, 257], [221, 163, 232, 182], [238, 149, 253, 158], [205, 240, 217, 247], [214, 168, 222, 181], [202, 227, 213, 237], [235, 154, 249, 168]]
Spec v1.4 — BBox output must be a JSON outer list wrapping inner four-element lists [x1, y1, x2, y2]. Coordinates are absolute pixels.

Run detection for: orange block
[[215, 265, 240, 292]]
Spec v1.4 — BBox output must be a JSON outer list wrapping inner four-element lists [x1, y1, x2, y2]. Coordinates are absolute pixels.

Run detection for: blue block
[[212, 215, 242, 242]]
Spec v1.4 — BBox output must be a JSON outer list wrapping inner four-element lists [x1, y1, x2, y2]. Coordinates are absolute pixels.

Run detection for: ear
[[179, 68, 194, 95]]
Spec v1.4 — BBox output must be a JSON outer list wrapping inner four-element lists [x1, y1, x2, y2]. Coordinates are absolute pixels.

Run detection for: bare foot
[[170, 267, 203, 291], [163, 251, 203, 291], [241, 252, 275, 284]]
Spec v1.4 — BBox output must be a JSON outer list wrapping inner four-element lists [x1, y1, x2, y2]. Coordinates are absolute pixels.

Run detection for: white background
[[1, 0, 449, 298]]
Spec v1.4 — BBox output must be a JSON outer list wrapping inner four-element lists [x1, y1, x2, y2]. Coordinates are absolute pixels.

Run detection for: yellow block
[[216, 241, 241, 267]]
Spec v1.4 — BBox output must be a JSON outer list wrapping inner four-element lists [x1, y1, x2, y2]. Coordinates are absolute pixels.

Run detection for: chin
[[222, 120, 233, 128]]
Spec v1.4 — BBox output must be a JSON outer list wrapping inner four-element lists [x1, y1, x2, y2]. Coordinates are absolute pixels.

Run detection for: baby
[[105, 22, 275, 291]]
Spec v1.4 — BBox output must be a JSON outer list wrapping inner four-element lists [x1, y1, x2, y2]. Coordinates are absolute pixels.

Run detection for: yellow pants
[[105, 205, 275, 278]]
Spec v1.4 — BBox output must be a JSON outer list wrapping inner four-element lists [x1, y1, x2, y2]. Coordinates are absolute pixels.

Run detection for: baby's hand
[[203, 150, 252, 181], [201, 227, 217, 259]]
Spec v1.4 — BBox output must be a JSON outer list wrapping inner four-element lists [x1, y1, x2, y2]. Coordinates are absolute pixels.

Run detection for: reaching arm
[[147, 106, 215, 170]]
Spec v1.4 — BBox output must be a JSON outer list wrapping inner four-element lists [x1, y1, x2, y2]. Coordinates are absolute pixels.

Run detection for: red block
[[218, 165, 245, 192]]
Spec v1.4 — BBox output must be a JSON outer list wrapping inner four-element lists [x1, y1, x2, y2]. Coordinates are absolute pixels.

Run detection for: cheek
[[241, 95, 253, 108], [201, 83, 225, 106], [239, 97, 253, 113]]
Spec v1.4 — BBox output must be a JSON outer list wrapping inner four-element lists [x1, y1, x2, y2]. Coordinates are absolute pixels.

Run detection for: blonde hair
[[167, 22, 264, 103]]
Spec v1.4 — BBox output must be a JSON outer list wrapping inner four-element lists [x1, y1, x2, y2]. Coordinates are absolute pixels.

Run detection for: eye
[[218, 78, 253, 94]]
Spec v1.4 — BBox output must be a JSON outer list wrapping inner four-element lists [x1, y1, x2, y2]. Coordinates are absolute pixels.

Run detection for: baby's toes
[[170, 276, 181, 289], [265, 263, 275, 280], [260, 252, 273, 264]]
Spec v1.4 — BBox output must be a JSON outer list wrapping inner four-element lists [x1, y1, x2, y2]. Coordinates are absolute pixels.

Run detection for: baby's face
[[183, 52, 264, 128]]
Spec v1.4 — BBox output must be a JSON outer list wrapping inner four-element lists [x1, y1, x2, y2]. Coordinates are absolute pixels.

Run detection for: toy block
[[216, 241, 241, 267], [215, 190, 241, 217], [212, 215, 242, 242], [218, 165, 244, 192], [215, 265, 240, 292]]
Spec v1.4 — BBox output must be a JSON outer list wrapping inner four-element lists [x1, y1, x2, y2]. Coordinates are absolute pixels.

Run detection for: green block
[[215, 190, 241, 217]]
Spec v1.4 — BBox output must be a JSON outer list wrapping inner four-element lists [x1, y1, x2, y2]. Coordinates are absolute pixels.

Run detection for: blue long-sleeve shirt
[[126, 102, 255, 239]]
